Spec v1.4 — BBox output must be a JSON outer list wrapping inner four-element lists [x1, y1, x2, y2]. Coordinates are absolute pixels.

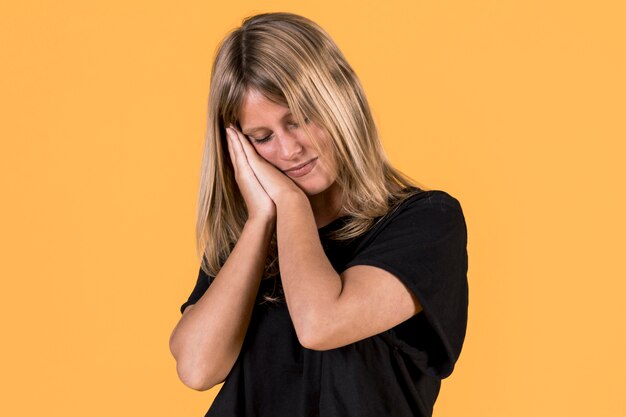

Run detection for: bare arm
[[169, 218, 274, 391], [222, 124, 422, 353], [275, 192, 421, 351]]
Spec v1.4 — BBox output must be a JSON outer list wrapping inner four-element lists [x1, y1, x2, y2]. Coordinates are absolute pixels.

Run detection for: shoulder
[[400, 188, 461, 209], [349, 188, 465, 250], [365, 188, 466, 246], [384, 188, 465, 228]]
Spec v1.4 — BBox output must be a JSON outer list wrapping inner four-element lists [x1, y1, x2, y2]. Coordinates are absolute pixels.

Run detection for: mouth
[[283, 157, 317, 172], [282, 157, 318, 177]]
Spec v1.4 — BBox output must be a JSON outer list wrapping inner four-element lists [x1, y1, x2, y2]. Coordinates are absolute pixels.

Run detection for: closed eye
[[248, 134, 273, 144], [245, 117, 310, 145], [286, 117, 311, 132]]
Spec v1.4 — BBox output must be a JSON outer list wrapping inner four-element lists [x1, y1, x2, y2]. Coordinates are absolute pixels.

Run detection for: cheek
[[322, 154, 339, 178], [314, 131, 337, 170], [253, 145, 277, 164]]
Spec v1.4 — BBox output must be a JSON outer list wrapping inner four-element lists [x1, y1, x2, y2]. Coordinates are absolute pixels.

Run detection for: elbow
[[170, 336, 221, 391], [181, 374, 215, 392], [176, 361, 220, 391], [299, 331, 332, 351], [296, 305, 353, 351], [295, 312, 332, 351], [295, 288, 344, 351], [297, 328, 315, 350], [299, 335, 323, 351], [293, 309, 317, 350]]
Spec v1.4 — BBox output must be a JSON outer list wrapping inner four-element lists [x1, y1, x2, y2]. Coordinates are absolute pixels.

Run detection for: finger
[[226, 128, 242, 177], [230, 128, 292, 195], [228, 127, 245, 163], [238, 138, 257, 165], [229, 126, 259, 161], [228, 127, 258, 178]]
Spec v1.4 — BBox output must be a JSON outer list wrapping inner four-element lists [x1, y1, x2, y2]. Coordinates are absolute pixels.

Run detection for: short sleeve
[[179, 266, 214, 314], [344, 190, 469, 378]]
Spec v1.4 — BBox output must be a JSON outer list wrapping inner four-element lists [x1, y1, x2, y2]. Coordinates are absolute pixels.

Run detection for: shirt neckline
[[317, 215, 350, 234]]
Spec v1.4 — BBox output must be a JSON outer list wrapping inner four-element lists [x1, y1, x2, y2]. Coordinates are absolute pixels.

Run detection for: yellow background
[[1, 1, 624, 416]]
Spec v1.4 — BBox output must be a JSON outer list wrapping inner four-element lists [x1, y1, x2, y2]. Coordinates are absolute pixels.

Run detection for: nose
[[276, 131, 304, 161]]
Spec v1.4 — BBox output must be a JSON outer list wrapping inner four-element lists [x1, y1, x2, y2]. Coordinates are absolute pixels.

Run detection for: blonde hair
[[196, 12, 428, 304]]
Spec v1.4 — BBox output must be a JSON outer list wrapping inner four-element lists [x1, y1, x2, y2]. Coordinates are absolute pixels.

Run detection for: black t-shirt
[[179, 188, 469, 417]]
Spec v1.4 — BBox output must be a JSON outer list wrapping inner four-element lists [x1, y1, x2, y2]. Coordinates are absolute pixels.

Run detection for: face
[[237, 88, 338, 197]]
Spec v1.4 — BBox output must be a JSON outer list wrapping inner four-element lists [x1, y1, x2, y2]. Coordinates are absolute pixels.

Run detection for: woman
[[169, 11, 469, 417]]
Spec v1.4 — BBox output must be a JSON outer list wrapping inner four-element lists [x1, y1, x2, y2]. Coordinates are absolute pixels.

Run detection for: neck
[[307, 181, 343, 229]]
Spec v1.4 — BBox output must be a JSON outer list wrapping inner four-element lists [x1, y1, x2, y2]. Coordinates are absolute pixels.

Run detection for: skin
[[232, 88, 343, 227], [224, 88, 423, 351]]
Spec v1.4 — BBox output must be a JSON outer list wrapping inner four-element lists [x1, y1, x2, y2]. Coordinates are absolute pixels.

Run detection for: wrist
[[274, 188, 307, 208], [246, 214, 276, 228]]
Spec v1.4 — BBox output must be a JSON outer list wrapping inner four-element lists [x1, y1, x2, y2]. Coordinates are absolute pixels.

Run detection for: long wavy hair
[[196, 12, 428, 304]]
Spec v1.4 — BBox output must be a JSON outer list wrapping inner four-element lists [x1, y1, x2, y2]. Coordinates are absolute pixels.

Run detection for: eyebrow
[[241, 110, 293, 136]]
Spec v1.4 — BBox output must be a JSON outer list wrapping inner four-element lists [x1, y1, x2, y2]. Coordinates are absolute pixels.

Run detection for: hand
[[226, 125, 305, 205], [225, 126, 276, 222]]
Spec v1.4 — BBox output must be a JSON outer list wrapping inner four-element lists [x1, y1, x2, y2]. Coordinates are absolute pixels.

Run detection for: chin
[[296, 177, 336, 197]]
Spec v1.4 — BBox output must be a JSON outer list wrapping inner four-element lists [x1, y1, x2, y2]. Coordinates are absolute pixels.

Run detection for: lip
[[283, 157, 318, 178]]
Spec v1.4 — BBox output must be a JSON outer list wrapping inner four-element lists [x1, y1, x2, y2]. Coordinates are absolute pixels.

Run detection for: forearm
[[169, 218, 274, 390], [275, 192, 342, 347]]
